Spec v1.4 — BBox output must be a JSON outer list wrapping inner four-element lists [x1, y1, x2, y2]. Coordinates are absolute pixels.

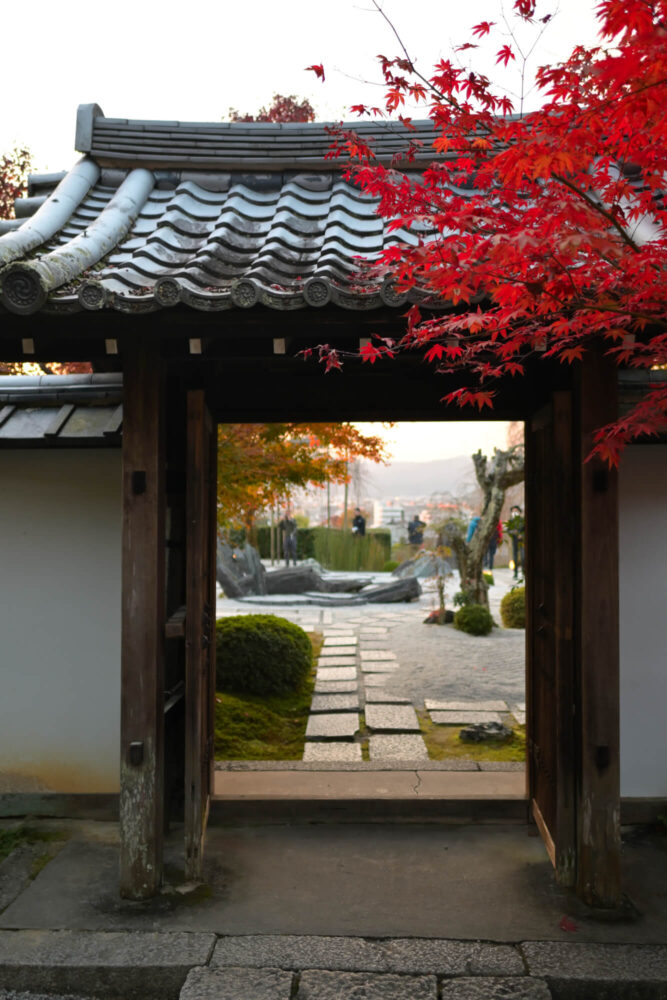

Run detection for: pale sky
[[354, 420, 513, 463], [1, 0, 602, 171]]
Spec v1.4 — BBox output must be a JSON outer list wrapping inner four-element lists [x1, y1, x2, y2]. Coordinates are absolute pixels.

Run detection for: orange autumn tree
[[310, 0, 666, 464], [217, 422, 387, 537]]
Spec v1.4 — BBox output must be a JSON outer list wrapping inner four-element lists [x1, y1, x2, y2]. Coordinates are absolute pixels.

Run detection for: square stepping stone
[[425, 699, 508, 712], [513, 701, 526, 712], [369, 734, 429, 760], [319, 647, 358, 658], [365, 704, 420, 732], [363, 673, 395, 687], [306, 713, 359, 740], [360, 650, 397, 662], [364, 689, 410, 704], [430, 711, 503, 725], [317, 657, 357, 668], [303, 742, 363, 762], [322, 611, 333, 624], [315, 679, 358, 693], [311, 693, 360, 713], [511, 704, 526, 725], [323, 636, 357, 646], [316, 667, 358, 682], [361, 661, 398, 673]]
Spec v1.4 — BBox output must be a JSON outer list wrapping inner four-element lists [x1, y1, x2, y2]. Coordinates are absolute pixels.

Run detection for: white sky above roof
[[3, 0, 600, 172]]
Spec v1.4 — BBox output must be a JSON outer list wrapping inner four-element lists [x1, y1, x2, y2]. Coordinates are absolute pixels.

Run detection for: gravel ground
[[218, 567, 525, 708]]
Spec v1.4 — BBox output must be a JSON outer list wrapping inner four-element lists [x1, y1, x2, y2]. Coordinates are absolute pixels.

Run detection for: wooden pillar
[[575, 348, 621, 907], [120, 339, 166, 899]]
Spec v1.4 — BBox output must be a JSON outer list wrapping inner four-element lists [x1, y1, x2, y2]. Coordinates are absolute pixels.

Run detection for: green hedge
[[215, 614, 312, 696], [454, 604, 494, 636], [500, 586, 526, 629]]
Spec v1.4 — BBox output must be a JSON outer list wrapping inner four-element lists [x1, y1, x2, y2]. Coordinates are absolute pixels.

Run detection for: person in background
[[407, 514, 426, 548], [352, 507, 366, 537], [278, 509, 298, 566], [506, 505, 525, 579], [466, 514, 480, 543], [485, 520, 503, 570]]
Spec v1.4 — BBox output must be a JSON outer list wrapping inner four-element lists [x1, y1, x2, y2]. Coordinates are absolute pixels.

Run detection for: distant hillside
[[359, 454, 474, 499]]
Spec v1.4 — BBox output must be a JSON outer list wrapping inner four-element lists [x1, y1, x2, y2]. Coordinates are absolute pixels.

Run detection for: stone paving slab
[[363, 673, 396, 687], [361, 664, 399, 675], [323, 636, 357, 646], [305, 713, 359, 740], [316, 667, 357, 681], [365, 705, 421, 732], [522, 942, 667, 981], [359, 627, 388, 635], [425, 700, 508, 712], [302, 743, 363, 762], [430, 711, 503, 725], [181, 965, 293, 1000], [364, 689, 411, 704], [296, 970, 437, 999], [369, 734, 429, 760], [359, 650, 397, 661], [318, 647, 358, 659], [317, 656, 356, 668], [310, 694, 360, 713], [0, 930, 215, 1000], [511, 703, 527, 724], [314, 680, 358, 693], [440, 979, 551, 999]]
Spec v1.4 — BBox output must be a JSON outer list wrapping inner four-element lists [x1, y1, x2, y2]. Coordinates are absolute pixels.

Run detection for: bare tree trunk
[[444, 446, 524, 608]]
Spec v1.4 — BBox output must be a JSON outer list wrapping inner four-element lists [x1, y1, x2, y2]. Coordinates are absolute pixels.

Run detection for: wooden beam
[[119, 338, 166, 899], [575, 348, 621, 907]]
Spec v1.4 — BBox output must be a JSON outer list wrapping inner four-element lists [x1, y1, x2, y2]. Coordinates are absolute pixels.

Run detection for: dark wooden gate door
[[525, 391, 577, 886], [184, 389, 217, 880]]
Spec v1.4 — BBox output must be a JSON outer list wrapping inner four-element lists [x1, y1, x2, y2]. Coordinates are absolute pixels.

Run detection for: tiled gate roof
[[0, 105, 440, 317]]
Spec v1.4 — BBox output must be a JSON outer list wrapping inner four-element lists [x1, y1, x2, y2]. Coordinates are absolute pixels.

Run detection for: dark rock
[[424, 608, 455, 624], [360, 577, 421, 603], [216, 541, 266, 597], [459, 721, 513, 743], [265, 566, 325, 594]]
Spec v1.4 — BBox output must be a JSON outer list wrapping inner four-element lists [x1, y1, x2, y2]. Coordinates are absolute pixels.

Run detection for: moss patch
[[0, 826, 66, 865], [418, 711, 526, 762], [214, 632, 320, 760]]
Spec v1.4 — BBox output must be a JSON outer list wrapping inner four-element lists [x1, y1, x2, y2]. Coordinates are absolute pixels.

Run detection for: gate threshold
[[211, 767, 528, 824]]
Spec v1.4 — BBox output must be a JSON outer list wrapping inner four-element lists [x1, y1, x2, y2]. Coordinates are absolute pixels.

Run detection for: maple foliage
[[316, 0, 667, 464], [228, 94, 315, 123], [0, 145, 32, 220], [217, 422, 388, 534]]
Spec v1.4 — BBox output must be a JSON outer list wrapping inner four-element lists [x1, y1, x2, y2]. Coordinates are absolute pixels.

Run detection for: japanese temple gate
[[0, 106, 626, 906]]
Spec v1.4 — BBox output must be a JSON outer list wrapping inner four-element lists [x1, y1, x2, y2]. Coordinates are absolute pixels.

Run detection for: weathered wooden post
[[575, 346, 621, 907], [119, 338, 166, 899]]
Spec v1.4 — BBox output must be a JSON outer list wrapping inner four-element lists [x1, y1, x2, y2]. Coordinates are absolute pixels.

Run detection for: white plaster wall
[[0, 450, 121, 793], [619, 445, 667, 798]]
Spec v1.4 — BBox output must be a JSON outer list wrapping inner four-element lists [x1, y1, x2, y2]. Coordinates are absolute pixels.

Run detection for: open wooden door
[[525, 391, 577, 886], [184, 389, 217, 880]]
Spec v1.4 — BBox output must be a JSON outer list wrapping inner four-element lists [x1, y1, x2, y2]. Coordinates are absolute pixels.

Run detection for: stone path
[[215, 567, 526, 763]]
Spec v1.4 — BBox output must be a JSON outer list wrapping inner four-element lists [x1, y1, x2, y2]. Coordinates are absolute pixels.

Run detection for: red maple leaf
[[305, 64, 325, 82]]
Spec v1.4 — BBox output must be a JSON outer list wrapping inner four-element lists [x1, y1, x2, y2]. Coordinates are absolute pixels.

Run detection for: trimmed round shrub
[[215, 614, 312, 696], [500, 586, 526, 629], [383, 559, 399, 572], [453, 603, 494, 636]]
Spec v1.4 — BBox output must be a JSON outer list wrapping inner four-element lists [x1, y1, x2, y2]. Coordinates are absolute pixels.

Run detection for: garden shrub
[[453, 589, 474, 608], [383, 559, 399, 572], [483, 571, 494, 586], [454, 603, 494, 636], [215, 614, 312, 696], [500, 586, 526, 629]]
